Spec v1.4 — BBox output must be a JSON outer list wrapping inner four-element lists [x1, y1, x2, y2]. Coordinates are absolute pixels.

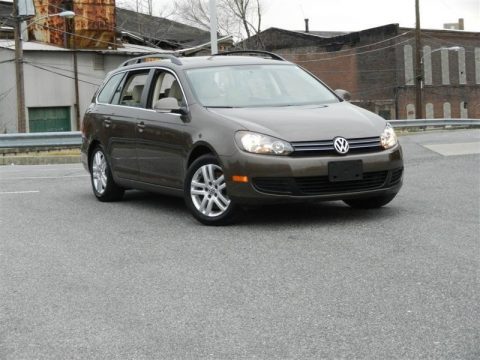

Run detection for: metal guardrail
[[389, 119, 480, 128], [0, 119, 479, 149], [0, 131, 82, 149]]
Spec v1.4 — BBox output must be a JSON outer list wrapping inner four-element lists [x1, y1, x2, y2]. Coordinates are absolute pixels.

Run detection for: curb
[[0, 155, 81, 166]]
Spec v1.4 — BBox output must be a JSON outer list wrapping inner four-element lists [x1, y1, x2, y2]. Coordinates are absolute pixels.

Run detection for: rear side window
[[97, 72, 124, 104], [116, 71, 149, 108]]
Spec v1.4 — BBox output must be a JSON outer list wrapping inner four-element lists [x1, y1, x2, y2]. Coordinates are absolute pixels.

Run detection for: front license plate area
[[328, 160, 363, 182]]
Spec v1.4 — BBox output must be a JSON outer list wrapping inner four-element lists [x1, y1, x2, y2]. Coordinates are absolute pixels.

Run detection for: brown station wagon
[[81, 51, 403, 225]]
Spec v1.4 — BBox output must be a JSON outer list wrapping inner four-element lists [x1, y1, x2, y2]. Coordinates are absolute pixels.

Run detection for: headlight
[[235, 131, 293, 155], [381, 123, 397, 149]]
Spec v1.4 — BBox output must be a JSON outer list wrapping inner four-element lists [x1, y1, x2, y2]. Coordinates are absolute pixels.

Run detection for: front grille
[[296, 171, 388, 194], [251, 178, 293, 195], [390, 167, 403, 185], [252, 168, 402, 196], [291, 136, 382, 156]]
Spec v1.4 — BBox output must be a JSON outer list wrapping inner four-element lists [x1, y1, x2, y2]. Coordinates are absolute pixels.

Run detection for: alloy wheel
[[190, 164, 231, 217], [92, 150, 108, 195]]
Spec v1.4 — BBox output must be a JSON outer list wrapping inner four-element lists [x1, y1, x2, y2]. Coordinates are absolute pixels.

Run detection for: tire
[[89, 145, 124, 202], [184, 155, 240, 225], [343, 193, 397, 209]]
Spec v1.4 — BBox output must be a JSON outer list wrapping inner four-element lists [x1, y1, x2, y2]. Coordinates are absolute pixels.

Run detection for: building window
[[460, 101, 468, 118], [441, 48, 450, 85], [406, 103, 415, 119], [404, 45, 414, 85], [443, 102, 451, 118], [378, 110, 391, 120], [426, 103, 434, 119], [423, 45, 432, 85], [374, 102, 395, 120], [458, 47, 466, 85], [28, 107, 71, 133]]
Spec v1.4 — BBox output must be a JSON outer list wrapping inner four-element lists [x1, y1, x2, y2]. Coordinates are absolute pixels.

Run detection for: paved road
[[1, 130, 479, 359]]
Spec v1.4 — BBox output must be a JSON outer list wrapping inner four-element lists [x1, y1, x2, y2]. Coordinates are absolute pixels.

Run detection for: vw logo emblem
[[334, 137, 349, 155]]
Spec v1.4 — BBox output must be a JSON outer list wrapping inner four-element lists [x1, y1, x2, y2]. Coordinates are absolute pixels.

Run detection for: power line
[[421, 33, 477, 52], [349, 84, 401, 96], [30, 23, 161, 52], [27, 61, 111, 80], [44, 1, 189, 48], [291, 37, 414, 63], [0, 57, 14, 64], [314, 68, 401, 74], [5, 5, 164, 53], [278, 31, 413, 56], [0, 86, 14, 101], [24, 61, 100, 86]]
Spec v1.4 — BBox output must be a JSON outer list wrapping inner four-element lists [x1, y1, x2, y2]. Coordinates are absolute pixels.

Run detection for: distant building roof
[[241, 23, 479, 54], [240, 25, 400, 51], [116, 7, 230, 50], [0, 3, 231, 51], [293, 30, 350, 38], [239, 27, 352, 50]]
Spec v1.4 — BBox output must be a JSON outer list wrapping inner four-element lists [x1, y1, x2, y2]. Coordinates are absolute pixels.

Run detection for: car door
[[136, 69, 191, 188], [106, 69, 151, 181]]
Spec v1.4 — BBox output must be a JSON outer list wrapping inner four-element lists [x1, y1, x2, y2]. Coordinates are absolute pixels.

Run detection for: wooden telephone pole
[[13, 0, 27, 132]]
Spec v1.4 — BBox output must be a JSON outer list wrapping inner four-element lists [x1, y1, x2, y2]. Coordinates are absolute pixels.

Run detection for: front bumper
[[220, 145, 403, 204]]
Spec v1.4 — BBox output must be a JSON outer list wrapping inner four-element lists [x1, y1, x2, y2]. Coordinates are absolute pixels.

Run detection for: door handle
[[137, 121, 145, 133], [104, 118, 112, 128]]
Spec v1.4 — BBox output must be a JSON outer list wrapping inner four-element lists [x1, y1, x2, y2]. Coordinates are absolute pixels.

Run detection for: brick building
[[243, 24, 480, 120]]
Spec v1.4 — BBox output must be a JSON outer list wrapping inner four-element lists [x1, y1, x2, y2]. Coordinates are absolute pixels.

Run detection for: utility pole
[[13, 0, 27, 132], [414, 0, 423, 119], [209, 0, 218, 55], [70, 19, 81, 130]]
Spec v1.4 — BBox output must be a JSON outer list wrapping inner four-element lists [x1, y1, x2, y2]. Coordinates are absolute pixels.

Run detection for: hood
[[207, 102, 387, 142]]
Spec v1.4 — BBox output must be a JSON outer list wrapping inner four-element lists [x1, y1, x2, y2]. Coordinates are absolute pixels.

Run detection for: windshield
[[185, 64, 339, 108]]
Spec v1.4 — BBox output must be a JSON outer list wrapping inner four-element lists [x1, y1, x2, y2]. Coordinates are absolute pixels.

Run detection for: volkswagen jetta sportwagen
[[81, 51, 403, 225]]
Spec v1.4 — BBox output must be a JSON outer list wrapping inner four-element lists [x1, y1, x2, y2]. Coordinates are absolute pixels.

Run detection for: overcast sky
[[260, 0, 480, 32], [6, 0, 480, 32], [146, 0, 480, 32]]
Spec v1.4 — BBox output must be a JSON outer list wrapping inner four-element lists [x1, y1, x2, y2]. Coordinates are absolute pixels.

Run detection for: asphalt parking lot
[[1, 130, 479, 359]]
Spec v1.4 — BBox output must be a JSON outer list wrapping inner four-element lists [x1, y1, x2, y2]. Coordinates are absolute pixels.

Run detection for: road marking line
[[0, 167, 82, 174], [423, 142, 480, 156], [0, 190, 40, 194], [0, 175, 88, 180]]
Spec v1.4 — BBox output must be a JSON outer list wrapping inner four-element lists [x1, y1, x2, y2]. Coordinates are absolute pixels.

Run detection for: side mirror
[[154, 97, 189, 116], [154, 97, 180, 112], [335, 89, 351, 102]]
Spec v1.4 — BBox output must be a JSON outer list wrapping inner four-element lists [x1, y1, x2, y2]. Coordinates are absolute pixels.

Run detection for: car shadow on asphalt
[[241, 202, 400, 227], [121, 190, 186, 209], [120, 190, 401, 227]]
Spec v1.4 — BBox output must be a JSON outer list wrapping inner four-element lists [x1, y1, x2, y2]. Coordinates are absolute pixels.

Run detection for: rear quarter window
[[116, 71, 150, 108], [97, 72, 125, 104]]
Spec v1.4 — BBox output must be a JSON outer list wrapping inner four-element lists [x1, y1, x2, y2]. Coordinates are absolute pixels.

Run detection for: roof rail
[[213, 50, 286, 61], [120, 53, 182, 67]]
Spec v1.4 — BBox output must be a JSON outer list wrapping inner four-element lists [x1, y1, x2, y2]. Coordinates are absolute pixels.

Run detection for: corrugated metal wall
[[72, 0, 116, 49], [30, 0, 116, 49]]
